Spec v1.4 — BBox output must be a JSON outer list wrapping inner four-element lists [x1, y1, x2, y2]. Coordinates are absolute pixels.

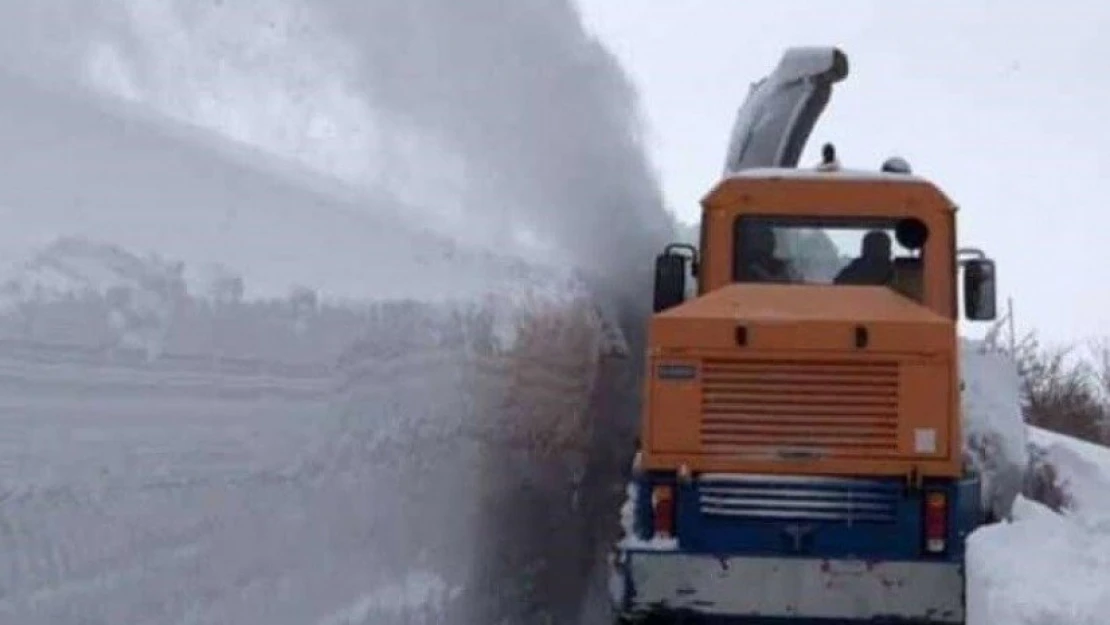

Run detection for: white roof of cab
[[726, 167, 929, 184]]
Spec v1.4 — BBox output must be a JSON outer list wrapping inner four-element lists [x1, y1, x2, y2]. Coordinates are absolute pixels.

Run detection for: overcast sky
[[579, 1, 1109, 345]]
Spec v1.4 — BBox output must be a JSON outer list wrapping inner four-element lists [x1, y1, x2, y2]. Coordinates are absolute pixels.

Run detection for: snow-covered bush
[[988, 328, 1109, 445], [0, 237, 387, 367], [1018, 335, 1107, 444], [974, 321, 1110, 516]]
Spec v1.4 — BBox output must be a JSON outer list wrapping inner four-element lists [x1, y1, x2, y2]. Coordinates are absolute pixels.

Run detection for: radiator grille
[[697, 473, 900, 523], [700, 358, 900, 456]]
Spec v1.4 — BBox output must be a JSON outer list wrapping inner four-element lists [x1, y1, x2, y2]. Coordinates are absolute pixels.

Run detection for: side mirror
[[963, 258, 997, 321], [654, 253, 686, 313], [654, 244, 696, 313]]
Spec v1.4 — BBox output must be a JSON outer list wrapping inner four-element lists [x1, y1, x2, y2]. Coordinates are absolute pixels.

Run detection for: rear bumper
[[611, 549, 965, 624]]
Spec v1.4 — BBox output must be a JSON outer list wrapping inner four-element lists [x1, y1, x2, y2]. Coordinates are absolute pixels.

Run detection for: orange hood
[[650, 284, 953, 355]]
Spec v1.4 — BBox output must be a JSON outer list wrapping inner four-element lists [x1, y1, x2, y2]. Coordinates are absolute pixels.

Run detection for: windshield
[[733, 215, 928, 301]]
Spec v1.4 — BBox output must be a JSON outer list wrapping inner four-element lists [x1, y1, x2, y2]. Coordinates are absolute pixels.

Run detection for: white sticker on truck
[[914, 428, 937, 454]]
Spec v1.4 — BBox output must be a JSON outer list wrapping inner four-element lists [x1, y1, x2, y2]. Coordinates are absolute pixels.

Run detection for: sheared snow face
[[959, 338, 1029, 519]]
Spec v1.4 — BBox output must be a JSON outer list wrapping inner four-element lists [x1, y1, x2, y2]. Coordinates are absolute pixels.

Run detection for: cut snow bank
[[959, 338, 1029, 520]]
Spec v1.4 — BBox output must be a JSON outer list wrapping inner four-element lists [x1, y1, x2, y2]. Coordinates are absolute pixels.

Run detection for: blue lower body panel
[[611, 549, 965, 623], [610, 473, 982, 624]]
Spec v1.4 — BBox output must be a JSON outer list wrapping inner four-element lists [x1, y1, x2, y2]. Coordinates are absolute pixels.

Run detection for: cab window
[[732, 215, 929, 302]]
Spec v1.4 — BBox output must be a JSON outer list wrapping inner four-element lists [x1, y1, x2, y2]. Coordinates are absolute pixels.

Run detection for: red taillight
[[652, 485, 675, 538], [924, 491, 947, 554]]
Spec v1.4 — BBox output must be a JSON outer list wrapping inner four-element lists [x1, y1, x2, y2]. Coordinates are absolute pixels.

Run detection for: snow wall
[[0, 246, 643, 625]]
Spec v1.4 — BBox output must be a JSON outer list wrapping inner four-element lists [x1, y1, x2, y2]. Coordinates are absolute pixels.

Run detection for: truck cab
[[610, 161, 999, 623]]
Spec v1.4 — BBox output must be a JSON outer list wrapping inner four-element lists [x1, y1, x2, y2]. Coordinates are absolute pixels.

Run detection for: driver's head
[[748, 225, 776, 256], [861, 230, 892, 260]]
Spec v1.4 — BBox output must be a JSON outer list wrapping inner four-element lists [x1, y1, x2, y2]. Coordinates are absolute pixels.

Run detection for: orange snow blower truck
[[610, 47, 1000, 624]]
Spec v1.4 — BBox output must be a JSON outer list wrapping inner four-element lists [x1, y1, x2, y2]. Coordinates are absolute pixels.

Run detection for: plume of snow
[[0, 2, 673, 623]]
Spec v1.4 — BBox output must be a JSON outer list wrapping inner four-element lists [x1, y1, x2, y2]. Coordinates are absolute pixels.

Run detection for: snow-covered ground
[[967, 432, 1110, 625], [961, 343, 1110, 625]]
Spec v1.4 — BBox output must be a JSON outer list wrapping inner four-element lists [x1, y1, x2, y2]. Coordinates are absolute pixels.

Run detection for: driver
[[739, 225, 796, 283], [835, 230, 893, 285]]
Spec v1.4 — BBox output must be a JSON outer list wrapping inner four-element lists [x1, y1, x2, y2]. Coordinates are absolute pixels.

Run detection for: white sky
[[579, 1, 1110, 346]]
